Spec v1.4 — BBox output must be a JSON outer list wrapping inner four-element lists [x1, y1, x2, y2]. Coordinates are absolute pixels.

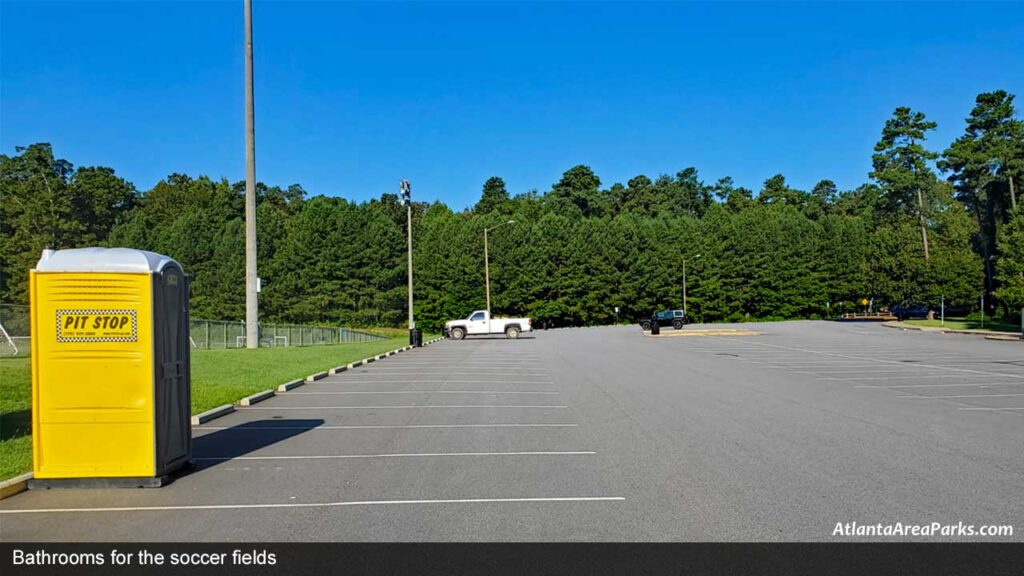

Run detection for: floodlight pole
[[402, 180, 414, 332], [244, 0, 259, 349]]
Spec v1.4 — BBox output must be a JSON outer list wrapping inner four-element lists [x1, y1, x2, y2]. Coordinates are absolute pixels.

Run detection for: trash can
[[410, 328, 423, 347], [650, 315, 660, 335], [29, 247, 192, 488]]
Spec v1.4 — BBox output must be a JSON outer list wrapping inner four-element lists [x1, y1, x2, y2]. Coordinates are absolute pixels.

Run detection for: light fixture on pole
[[484, 220, 516, 316], [401, 179, 418, 346], [683, 253, 701, 319]]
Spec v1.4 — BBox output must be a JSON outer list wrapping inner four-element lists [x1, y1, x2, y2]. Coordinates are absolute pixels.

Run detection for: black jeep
[[639, 309, 689, 330]]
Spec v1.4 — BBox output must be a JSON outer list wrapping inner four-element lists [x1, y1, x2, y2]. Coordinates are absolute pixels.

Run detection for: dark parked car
[[891, 304, 930, 321], [639, 309, 689, 330]]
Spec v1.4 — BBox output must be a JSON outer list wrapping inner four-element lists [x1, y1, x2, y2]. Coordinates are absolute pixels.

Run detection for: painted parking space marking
[[820, 374, 1001, 381], [195, 451, 596, 462], [194, 423, 579, 431], [0, 497, 626, 515], [899, 393, 1024, 399], [286, 390, 560, 395], [321, 379, 555, 384], [242, 405, 569, 410], [855, 382, 1023, 389]]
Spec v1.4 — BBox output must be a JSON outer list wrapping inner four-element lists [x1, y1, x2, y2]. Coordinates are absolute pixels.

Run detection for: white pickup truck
[[444, 310, 532, 340]]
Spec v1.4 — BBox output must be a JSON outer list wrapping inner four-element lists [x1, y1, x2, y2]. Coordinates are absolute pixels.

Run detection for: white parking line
[[856, 382, 1023, 389], [0, 497, 626, 515], [899, 393, 1024, 399], [370, 360, 544, 364], [325, 379, 554, 383], [195, 451, 595, 461], [242, 405, 569, 409], [957, 407, 1024, 411], [711, 337, 1024, 380], [820, 374, 998, 381], [194, 424, 578, 430], [286, 391, 560, 395], [363, 367, 549, 371], [802, 369, 952, 375]]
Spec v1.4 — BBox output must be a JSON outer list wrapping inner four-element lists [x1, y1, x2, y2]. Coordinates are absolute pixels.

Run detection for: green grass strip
[[0, 336, 434, 481]]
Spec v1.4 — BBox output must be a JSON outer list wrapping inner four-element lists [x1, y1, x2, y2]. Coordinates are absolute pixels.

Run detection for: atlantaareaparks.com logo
[[833, 521, 1014, 537]]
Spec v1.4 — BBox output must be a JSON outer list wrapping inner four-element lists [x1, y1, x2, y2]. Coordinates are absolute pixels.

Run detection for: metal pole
[[941, 295, 944, 327], [244, 0, 259, 349], [484, 227, 490, 316], [407, 202, 414, 330]]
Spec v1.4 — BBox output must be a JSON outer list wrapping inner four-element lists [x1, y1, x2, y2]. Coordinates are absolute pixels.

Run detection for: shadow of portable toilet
[[28, 247, 192, 488]]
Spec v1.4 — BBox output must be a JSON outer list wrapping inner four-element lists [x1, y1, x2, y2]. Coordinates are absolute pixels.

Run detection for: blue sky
[[2, 1, 1023, 209]]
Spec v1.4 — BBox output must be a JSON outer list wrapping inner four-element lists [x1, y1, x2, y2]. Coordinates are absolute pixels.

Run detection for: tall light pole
[[683, 253, 701, 318], [484, 220, 515, 316], [243, 0, 258, 349], [401, 180, 414, 341]]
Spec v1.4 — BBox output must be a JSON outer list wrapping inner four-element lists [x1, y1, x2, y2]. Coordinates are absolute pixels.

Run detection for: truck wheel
[[640, 321, 652, 331], [450, 327, 466, 340], [505, 325, 520, 339], [672, 319, 684, 329]]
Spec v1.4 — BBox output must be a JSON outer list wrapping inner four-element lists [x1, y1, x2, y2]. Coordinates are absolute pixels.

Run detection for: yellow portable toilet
[[29, 247, 192, 487]]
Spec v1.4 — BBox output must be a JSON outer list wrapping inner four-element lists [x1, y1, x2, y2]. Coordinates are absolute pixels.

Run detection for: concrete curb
[[883, 321, 1021, 340], [305, 371, 329, 383], [238, 389, 275, 406], [644, 329, 760, 338], [328, 365, 347, 375], [0, 472, 32, 500], [191, 404, 234, 426], [986, 334, 1023, 342], [277, 378, 305, 392]]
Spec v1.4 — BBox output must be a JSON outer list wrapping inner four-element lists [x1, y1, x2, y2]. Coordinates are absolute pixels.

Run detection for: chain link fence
[[188, 319, 387, 349], [0, 304, 30, 357], [0, 303, 387, 355]]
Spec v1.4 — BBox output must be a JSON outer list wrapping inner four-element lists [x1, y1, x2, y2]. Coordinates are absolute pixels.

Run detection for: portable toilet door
[[153, 260, 191, 478]]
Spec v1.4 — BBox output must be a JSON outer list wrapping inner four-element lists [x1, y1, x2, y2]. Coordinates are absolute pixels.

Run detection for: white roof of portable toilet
[[35, 247, 179, 273]]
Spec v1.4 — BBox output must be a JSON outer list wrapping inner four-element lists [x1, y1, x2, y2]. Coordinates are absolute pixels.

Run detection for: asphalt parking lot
[[1, 321, 1022, 541]]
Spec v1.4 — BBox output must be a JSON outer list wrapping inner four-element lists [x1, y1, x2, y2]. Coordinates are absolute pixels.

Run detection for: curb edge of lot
[[882, 321, 1022, 340], [0, 473, 33, 500], [0, 336, 448, 501], [277, 378, 304, 392], [190, 404, 235, 426], [238, 389, 275, 406]]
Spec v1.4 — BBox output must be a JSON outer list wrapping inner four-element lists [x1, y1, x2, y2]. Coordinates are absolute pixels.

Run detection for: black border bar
[[3, 543, 1023, 576]]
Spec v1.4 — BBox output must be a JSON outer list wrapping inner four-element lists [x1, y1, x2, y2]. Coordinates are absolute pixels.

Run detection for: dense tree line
[[2, 90, 1022, 331]]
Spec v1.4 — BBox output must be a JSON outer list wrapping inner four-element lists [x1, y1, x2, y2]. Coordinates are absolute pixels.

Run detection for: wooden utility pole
[[484, 227, 490, 316], [917, 187, 930, 261], [244, 0, 259, 348], [483, 220, 516, 317], [1009, 173, 1017, 211]]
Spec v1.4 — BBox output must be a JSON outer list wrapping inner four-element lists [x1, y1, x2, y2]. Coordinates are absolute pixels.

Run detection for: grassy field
[[0, 357, 31, 483], [0, 335, 434, 481], [189, 337, 410, 413], [904, 318, 1022, 333]]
